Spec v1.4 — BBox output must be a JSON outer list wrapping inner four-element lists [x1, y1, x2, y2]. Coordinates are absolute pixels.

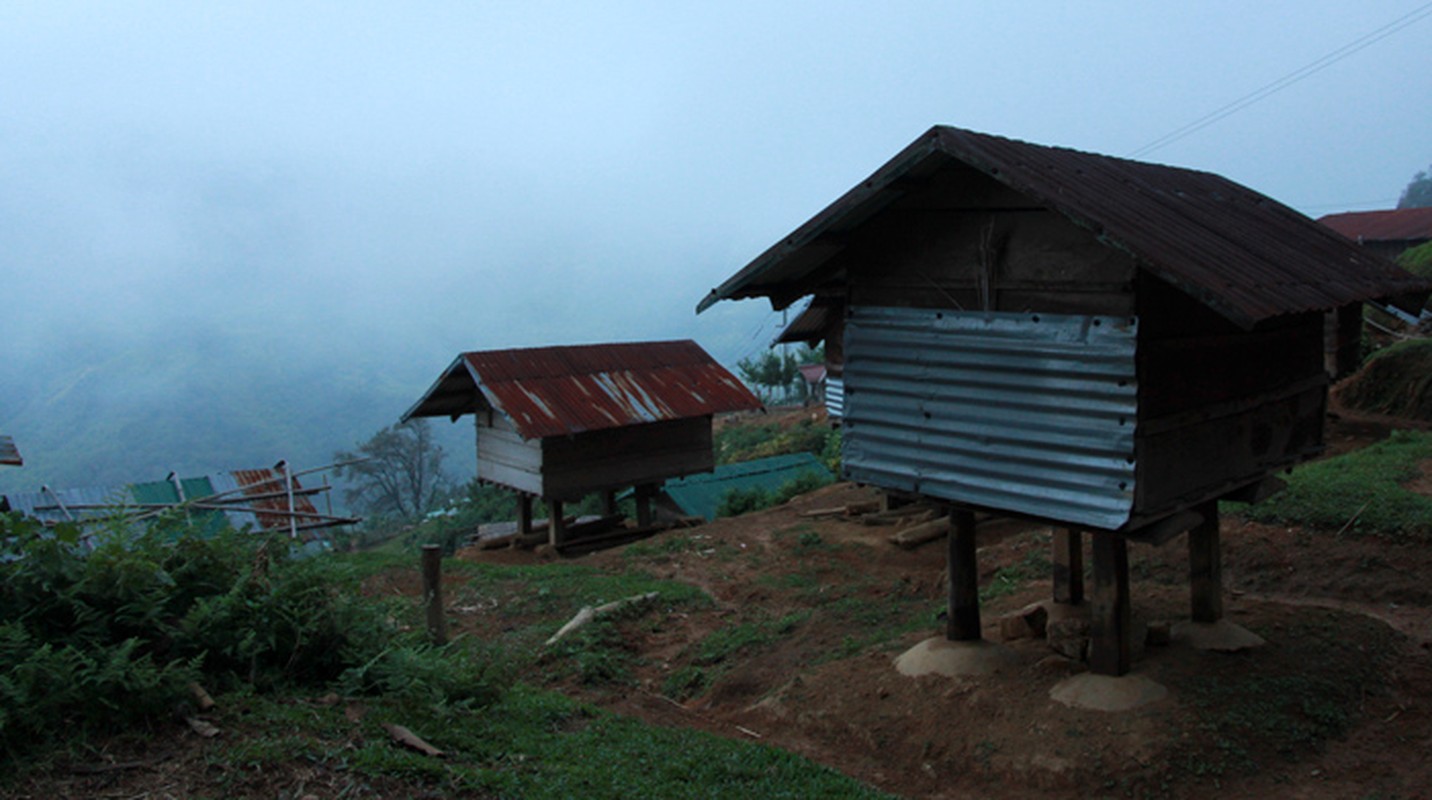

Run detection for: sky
[[1, 0, 1429, 408]]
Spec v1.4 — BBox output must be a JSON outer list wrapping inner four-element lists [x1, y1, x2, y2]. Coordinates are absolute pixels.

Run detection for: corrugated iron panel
[[1319, 208, 1432, 243], [0, 435, 21, 466], [3, 485, 132, 526], [826, 377, 844, 420], [406, 340, 762, 440], [232, 469, 321, 531], [842, 306, 1137, 530], [698, 125, 1432, 327]]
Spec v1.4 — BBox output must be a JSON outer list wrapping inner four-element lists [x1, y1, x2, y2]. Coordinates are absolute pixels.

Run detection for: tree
[[1398, 166, 1432, 209], [333, 419, 452, 523], [736, 344, 824, 404]]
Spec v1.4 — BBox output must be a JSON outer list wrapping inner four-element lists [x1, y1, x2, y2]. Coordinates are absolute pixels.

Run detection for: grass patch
[[1243, 430, 1432, 539], [189, 685, 894, 798], [1168, 612, 1393, 782]]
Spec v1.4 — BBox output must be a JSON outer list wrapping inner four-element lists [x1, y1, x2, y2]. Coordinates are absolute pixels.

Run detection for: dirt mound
[[1336, 339, 1432, 420]]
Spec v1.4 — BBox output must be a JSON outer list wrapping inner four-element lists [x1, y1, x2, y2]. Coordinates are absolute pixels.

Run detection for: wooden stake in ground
[[544, 591, 660, 647], [421, 544, 447, 646], [946, 508, 981, 641]]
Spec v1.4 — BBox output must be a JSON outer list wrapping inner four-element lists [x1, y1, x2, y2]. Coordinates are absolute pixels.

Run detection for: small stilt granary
[[698, 126, 1432, 676], [402, 340, 761, 546]]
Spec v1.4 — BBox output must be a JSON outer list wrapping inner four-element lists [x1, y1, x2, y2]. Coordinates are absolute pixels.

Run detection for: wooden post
[[1189, 500, 1222, 624], [946, 508, 981, 641], [635, 484, 654, 528], [1053, 527, 1084, 605], [517, 494, 533, 534], [1089, 533, 1130, 676], [547, 499, 566, 547], [600, 489, 618, 517], [421, 544, 447, 646]]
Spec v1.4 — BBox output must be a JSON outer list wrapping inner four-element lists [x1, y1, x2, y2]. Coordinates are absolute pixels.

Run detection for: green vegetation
[[0, 514, 508, 766], [196, 684, 892, 799], [1337, 339, 1432, 421], [663, 611, 810, 701], [1171, 613, 1392, 780], [736, 344, 824, 405], [715, 469, 834, 517], [1243, 431, 1432, 539], [715, 417, 841, 470], [1396, 239, 1432, 281], [980, 545, 1052, 603], [2, 515, 892, 797]]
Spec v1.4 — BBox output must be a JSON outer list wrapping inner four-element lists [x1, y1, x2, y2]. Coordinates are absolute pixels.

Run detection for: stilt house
[[698, 126, 1432, 675], [402, 340, 761, 545]]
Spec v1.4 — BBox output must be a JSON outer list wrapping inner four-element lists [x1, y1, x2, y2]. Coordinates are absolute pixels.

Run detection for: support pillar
[[1189, 500, 1222, 624], [1053, 527, 1084, 605], [946, 508, 981, 641], [517, 494, 533, 534], [635, 483, 655, 528], [600, 489, 619, 517], [1089, 533, 1131, 676], [547, 499, 566, 547]]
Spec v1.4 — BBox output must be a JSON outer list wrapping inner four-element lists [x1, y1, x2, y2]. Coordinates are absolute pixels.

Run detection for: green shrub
[[714, 470, 834, 518], [1244, 430, 1432, 539], [0, 513, 510, 764]]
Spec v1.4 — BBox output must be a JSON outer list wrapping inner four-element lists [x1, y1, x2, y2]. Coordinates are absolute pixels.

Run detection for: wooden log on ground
[[544, 591, 660, 647], [888, 516, 951, 549], [860, 507, 938, 527]]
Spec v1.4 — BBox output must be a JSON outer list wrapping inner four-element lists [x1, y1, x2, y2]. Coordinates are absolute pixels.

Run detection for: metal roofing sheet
[[659, 452, 832, 521], [0, 435, 20, 466], [404, 340, 762, 440], [1318, 208, 1432, 243], [232, 468, 321, 532], [842, 307, 1138, 530], [698, 126, 1432, 328]]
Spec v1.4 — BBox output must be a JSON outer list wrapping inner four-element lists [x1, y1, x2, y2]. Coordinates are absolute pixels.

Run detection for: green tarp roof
[[662, 452, 832, 521]]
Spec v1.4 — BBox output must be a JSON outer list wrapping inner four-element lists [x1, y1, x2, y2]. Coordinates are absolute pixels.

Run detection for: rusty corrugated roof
[[403, 340, 761, 440], [698, 126, 1432, 328], [232, 468, 321, 531], [1319, 208, 1432, 244], [0, 435, 21, 466]]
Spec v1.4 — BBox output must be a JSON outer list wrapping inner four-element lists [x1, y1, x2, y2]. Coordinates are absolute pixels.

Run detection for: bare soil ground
[[450, 409, 1432, 799]]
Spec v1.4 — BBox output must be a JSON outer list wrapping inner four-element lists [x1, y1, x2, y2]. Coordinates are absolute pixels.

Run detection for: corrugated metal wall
[[826, 377, 844, 420], [842, 307, 1138, 530]]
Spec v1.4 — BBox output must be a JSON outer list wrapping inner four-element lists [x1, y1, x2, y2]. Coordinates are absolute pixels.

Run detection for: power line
[[1129, 2, 1432, 159]]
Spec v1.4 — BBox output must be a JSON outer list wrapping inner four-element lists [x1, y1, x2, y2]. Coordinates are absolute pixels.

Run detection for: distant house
[[1319, 207, 1432, 261], [698, 125, 1431, 676], [2, 465, 347, 540], [648, 452, 832, 521], [402, 340, 762, 545], [0, 435, 20, 467]]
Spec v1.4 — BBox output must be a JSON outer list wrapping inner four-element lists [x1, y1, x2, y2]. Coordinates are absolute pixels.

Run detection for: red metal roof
[[403, 340, 761, 440], [232, 468, 321, 531], [699, 126, 1432, 328], [1318, 208, 1432, 243]]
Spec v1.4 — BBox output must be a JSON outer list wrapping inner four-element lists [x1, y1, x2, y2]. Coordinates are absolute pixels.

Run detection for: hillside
[[11, 410, 1432, 798], [0, 338, 475, 505]]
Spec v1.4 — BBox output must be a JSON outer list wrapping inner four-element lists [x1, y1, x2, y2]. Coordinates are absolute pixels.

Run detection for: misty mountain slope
[[0, 340, 475, 501]]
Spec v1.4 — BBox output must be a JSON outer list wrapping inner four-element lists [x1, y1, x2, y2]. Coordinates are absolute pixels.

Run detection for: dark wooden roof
[[698, 126, 1432, 328], [402, 340, 761, 440]]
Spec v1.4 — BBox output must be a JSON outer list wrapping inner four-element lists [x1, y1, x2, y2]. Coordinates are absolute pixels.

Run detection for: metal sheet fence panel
[[826, 377, 844, 420], [842, 306, 1138, 530]]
